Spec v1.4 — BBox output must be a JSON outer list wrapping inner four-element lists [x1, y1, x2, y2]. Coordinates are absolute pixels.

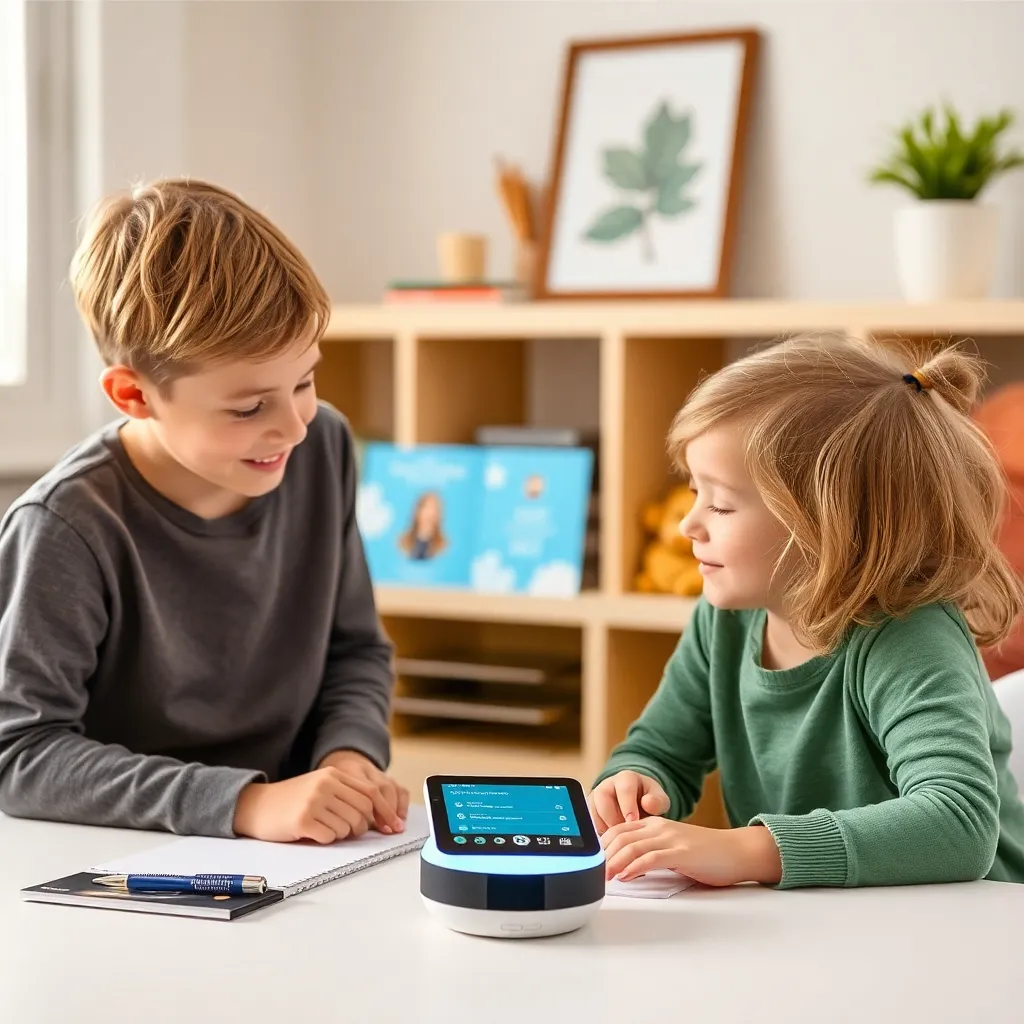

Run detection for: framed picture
[[536, 28, 759, 300]]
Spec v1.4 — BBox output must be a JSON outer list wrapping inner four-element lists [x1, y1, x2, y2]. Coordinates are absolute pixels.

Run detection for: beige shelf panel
[[325, 299, 1024, 341], [375, 586, 697, 633]]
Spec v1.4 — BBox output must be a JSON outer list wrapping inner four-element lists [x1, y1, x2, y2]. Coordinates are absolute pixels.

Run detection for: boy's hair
[[69, 178, 331, 386], [668, 331, 1024, 653]]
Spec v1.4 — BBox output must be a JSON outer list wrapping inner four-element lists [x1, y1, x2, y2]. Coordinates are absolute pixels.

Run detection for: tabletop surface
[[2, 811, 1020, 1024]]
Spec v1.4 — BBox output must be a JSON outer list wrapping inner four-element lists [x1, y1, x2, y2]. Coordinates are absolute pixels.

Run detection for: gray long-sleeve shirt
[[0, 402, 394, 837]]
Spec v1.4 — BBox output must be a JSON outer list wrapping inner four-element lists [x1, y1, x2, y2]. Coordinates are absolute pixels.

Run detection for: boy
[[0, 178, 408, 843]]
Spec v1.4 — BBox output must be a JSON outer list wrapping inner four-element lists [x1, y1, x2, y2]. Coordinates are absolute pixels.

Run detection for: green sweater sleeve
[[593, 599, 716, 820], [752, 609, 1000, 888]]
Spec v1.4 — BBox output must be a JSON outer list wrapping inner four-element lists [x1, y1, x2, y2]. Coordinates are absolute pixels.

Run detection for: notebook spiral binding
[[285, 835, 428, 897]]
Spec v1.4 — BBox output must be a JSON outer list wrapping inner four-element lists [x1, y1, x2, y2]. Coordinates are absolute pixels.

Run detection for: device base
[[421, 895, 603, 938]]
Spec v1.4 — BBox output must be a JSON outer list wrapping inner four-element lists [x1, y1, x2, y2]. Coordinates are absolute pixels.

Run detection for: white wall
[[78, 0, 322, 268], [72, 0, 1024, 304], [182, 0, 322, 263], [311, 0, 1024, 302]]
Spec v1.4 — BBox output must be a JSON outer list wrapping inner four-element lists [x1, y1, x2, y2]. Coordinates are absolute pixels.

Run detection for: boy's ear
[[100, 365, 157, 419]]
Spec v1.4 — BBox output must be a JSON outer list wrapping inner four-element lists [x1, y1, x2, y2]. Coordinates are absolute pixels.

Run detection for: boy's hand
[[317, 749, 409, 834], [233, 765, 399, 844], [588, 770, 671, 834], [602, 818, 782, 887]]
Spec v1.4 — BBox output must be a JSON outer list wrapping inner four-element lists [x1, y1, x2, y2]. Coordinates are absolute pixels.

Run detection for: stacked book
[[382, 280, 528, 304], [474, 426, 600, 591]]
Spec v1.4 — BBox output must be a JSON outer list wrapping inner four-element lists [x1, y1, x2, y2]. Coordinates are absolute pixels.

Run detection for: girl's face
[[417, 495, 439, 531], [680, 425, 792, 612]]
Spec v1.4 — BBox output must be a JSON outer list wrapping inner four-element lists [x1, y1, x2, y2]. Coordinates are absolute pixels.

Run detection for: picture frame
[[535, 28, 760, 300]]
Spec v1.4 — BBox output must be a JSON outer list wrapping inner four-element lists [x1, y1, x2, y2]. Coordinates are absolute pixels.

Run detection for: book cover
[[19, 872, 284, 921], [472, 447, 593, 597], [357, 444, 593, 594], [356, 443, 484, 587]]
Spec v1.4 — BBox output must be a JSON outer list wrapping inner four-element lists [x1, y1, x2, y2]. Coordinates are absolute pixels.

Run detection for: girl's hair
[[668, 331, 1024, 653]]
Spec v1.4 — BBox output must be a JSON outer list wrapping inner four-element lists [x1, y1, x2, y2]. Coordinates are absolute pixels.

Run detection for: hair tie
[[903, 369, 933, 393]]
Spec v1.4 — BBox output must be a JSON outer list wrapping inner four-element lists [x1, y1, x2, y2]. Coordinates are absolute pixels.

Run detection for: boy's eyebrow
[[224, 351, 323, 401]]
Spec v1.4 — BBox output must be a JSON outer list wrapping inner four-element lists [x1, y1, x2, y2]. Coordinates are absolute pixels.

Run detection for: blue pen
[[91, 873, 267, 895]]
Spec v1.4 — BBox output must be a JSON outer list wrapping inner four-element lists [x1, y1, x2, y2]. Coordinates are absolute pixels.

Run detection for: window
[[0, 2, 89, 474], [0, 0, 28, 386]]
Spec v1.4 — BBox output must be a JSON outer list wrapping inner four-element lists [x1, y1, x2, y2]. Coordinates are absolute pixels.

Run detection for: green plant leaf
[[644, 102, 692, 180], [868, 104, 1024, 200], [662, 163, 701, 191], [657, 189, 697, 217], [583, 205, 644, 242], [996, 152, 1024, 172], [602, 148, 649, 191], [868, 167, 919, 193], [655, 164, 701, 216]]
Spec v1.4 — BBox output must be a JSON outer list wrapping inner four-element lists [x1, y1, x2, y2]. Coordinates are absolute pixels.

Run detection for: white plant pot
[[893, 200, 998, 302]]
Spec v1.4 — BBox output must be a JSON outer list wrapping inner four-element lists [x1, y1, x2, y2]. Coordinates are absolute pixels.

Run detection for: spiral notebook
[[91, 804, 430, 900]]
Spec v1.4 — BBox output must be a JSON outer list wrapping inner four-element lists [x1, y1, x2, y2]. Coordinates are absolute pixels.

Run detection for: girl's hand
[[588, 770, 671, 833], [601, 818, 783, 887]]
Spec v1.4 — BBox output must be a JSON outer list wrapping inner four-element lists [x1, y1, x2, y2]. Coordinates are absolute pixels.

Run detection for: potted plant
[[869, 105, 1024, 301]]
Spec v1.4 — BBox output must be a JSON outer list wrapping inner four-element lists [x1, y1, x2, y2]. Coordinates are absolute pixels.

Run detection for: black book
[[20, 871, 284, 921]]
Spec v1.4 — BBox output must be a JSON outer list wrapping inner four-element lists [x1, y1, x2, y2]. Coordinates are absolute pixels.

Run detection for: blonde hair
[[69, 178, 331, 385], [668, 331, 1024, 652]]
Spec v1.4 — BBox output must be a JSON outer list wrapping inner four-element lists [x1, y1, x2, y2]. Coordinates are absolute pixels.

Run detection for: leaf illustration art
[[583, 99, 702, 262]]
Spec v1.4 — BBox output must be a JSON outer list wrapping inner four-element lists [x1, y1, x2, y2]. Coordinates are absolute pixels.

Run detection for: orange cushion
[[974, 384, 1024, 680]]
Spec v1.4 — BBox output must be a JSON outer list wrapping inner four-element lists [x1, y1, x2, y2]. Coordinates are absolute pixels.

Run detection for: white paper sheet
[[605, 869, 696, 899]]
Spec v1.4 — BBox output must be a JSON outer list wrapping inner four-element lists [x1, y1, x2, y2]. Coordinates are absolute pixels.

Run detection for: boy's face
[[113, 337, 322, 511], [680, 425, 791, 613]]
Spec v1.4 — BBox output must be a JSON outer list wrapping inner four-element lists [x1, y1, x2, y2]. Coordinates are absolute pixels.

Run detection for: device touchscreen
[[426, 776, 601, 856]]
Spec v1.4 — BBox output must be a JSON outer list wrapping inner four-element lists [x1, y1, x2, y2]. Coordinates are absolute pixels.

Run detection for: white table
[[2, 813, 1021, 1024]]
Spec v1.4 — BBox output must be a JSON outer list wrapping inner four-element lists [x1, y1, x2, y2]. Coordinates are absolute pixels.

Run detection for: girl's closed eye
[[708, 505, 734, 515]]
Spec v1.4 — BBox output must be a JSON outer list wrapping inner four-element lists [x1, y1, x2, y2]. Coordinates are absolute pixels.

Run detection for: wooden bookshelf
[[319, 300, 1024, 821]]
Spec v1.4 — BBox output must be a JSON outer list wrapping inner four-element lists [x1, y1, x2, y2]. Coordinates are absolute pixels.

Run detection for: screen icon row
[[453, 835, 576, 847]]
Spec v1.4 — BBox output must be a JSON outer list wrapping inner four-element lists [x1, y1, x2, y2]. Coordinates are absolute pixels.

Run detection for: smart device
[[419, 775, 605, 938]]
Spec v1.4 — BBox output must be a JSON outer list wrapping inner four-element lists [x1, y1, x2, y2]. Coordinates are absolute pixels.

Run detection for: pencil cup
[[437, 233, 488, 284], [514, 239, 538, 293]]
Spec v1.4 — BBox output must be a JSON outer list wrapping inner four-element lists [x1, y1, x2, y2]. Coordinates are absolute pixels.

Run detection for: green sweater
[[596, 600, 1024, 888]]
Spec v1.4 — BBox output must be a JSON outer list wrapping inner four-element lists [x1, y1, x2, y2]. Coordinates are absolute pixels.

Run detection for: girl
[[590, 332, 1024, 889], [399, 491, 447, 561]]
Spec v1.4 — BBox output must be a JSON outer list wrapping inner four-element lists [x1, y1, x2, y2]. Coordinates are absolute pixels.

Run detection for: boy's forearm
[[0, 731, 263, 837]]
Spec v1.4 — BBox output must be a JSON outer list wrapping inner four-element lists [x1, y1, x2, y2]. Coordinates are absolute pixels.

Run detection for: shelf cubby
[[318, 336, 394, 441]]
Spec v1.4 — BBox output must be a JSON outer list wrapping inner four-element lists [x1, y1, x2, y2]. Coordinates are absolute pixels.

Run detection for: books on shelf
[[474, 425, 601, 589], [356, 442, 593, 596], [383, 280, 527, 304]]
